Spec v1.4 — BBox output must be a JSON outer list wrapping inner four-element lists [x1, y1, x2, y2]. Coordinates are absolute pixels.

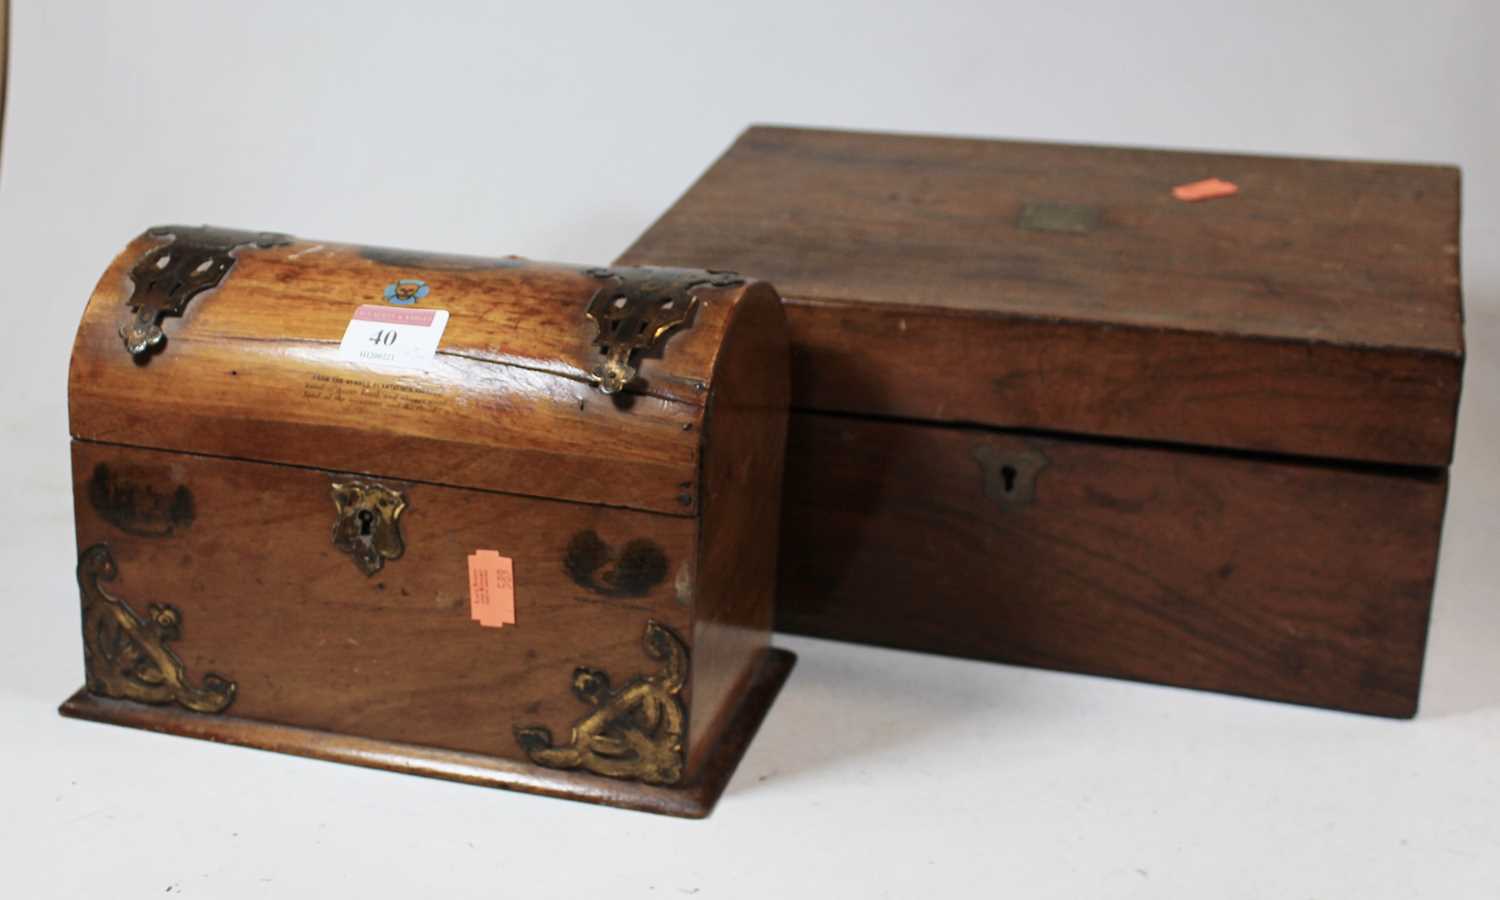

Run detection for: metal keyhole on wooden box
[[330, 480, 408, 576], [972, 445, 1049, 509]]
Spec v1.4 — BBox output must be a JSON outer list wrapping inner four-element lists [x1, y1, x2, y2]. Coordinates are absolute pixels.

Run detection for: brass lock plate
[[330, 480, 407, 575]]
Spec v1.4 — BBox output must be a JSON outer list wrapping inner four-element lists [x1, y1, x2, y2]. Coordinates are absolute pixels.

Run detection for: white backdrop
[[1, 2, 1496, 897]]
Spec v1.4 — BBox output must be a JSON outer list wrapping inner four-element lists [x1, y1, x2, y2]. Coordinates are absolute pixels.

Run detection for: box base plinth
[[59, 647, 795, 819]]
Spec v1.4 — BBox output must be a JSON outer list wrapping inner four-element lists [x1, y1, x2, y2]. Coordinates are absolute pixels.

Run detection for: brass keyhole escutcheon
[[972, 444, 1049, 509], [330, 480, 407, 576]]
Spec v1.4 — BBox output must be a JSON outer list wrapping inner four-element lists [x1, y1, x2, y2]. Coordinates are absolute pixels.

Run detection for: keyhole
[[972, 445, 1047, 509], [358, 509, 374, 537]]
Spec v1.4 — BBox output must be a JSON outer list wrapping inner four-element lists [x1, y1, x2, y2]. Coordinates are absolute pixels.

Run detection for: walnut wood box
[[617, 126, 1464, 718], [61, 226, 792, 816]]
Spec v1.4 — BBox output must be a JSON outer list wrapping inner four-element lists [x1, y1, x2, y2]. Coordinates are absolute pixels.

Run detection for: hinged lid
[[616, 126, 1464, 468], [70, 227, 773, 516]]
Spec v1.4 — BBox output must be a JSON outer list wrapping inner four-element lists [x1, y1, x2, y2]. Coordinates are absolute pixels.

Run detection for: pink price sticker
[[1172, 177, 1239, 202], [468, 550, 515, 629], [351, 305, 439, 327]]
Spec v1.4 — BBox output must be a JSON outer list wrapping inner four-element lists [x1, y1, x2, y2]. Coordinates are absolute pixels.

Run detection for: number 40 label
[[337, 305, 450, 371]]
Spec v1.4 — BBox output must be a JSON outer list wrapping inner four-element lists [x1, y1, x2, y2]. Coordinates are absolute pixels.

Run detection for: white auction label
[[337, 305, 449, 370]]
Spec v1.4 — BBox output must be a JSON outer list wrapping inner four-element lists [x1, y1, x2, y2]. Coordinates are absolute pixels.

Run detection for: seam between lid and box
[[68, 436, 703, 520]]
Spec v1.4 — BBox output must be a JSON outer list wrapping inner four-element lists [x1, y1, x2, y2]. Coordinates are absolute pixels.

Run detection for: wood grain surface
[[777, 412, 1447, 717], [71, 440, 696, 761], [60, 640, 795, 819], [617, 125, 1464, 468], [688, 282, 789, 771], [65, 231, 794, 810], [71, 232, 764, 515]]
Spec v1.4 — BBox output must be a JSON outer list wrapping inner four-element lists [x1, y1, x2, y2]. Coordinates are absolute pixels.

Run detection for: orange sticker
[[467, 550, 515, 629], [1172, 177, 1239, 202]]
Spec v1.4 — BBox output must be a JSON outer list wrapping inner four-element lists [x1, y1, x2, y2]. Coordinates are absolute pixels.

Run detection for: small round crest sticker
[[384, 278, 430, 305]]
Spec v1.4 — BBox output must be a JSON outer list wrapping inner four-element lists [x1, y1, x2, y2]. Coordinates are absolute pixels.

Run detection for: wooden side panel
[[777, 413, 1448, 717], [782, 301, 1463, 469], [687, 283, 789, 771], [70, 441, 696, 762]]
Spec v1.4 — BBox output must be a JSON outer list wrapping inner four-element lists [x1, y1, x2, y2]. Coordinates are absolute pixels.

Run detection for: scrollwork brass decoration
[[583, 266, 744, 394], [330, 480, 407, 576], [120, 225, 291, 357], [77, 544, 236, 713], [514, 620, 688, 785]]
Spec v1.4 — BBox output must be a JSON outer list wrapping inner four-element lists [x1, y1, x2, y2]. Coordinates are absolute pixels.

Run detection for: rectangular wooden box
[[62, 226, 792, 816], [617, 126, 1464, 718]]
